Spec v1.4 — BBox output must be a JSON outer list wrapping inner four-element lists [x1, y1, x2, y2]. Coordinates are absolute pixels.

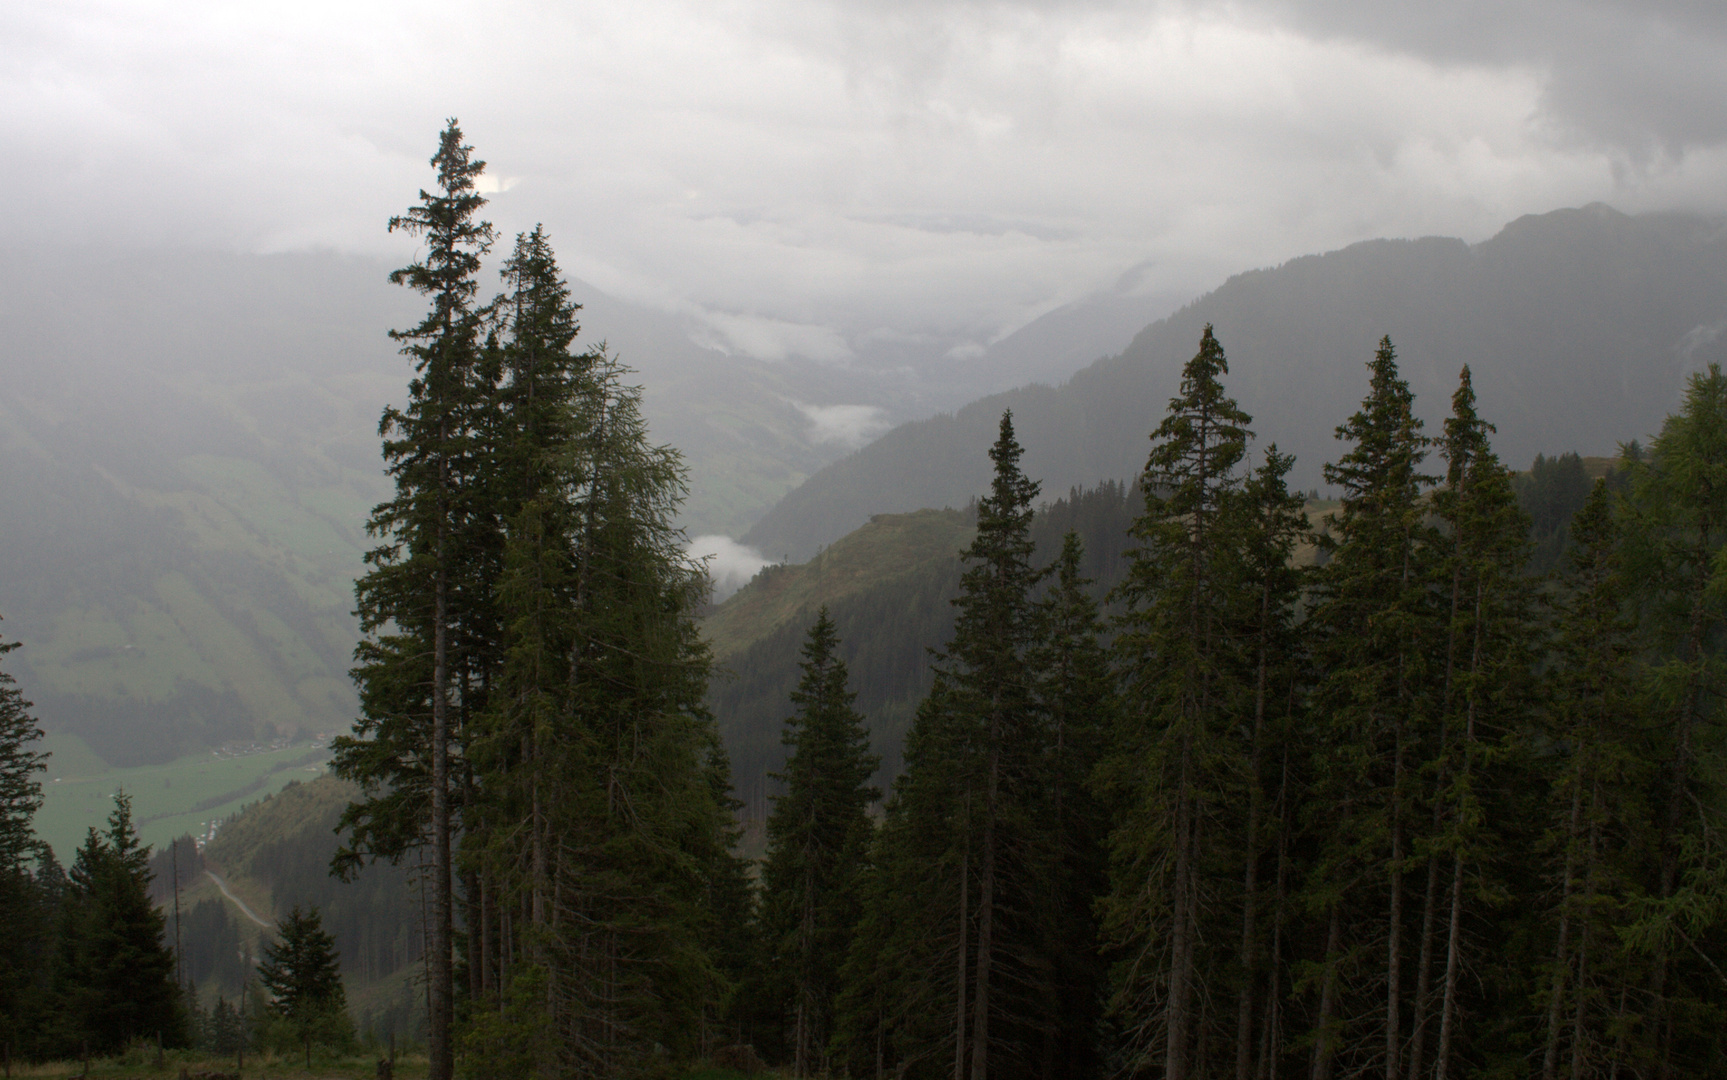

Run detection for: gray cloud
[[4, 0, 1724, 367], [1233, 0, 1727, 155], [794, 401, 892, 447]]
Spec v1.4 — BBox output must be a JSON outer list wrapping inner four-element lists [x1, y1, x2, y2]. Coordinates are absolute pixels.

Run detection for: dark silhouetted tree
[[760, 608, 879, 1075]]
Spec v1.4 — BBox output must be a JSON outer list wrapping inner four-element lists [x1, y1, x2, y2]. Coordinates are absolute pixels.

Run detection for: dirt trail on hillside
[[205, 869, 270, 928]]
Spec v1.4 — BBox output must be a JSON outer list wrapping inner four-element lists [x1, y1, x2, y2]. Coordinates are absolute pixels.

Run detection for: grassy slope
[[702, 507, 975, 664], [34, 731, 331, 863]]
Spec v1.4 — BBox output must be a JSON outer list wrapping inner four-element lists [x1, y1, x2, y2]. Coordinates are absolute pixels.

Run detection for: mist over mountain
[[744, 204, 1727, 562], [0, 245, 1156, 764]]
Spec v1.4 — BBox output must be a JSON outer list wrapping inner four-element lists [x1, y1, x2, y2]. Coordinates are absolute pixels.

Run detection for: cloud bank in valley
[[795, 402, 891, 448], [688, 534, 775, 601]]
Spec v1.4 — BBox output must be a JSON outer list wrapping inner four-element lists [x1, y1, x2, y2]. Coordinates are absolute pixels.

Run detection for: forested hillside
[[711, 457, 1601, 822], [747, 204, 1727, 560], [141, 777, 425, 1040], [709, 486, 1136, 813]]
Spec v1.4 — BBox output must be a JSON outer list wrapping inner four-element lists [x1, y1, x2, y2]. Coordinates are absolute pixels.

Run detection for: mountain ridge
[[743, 204, 1727, 561]]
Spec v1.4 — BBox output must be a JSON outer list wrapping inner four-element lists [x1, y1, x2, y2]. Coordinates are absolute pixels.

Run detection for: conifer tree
[[1538, 479, 1649, 1079], [697, 743, 758, 1052], [1102, 324, 1252, 1080], [0, 622, 48, 1056], [831, 678, 969, 1079], [1302, 336, 1435, 1080], [209, 995, 242, 1055], [1027, 533, 1113, 1080], [50, 793, 184, 1056], [473, 341, 731, 1078], [840, 411, 1053, 1080], [1219, 446, 1308, 1080], [258, 905, 351, 1050], [760, 608, 879, 1076], [1613, 363, 1727, 1075], [944, 410, 1049, 1080], [1422, 366, 1537, 1080], [464, 223, 589, 1006], [334, 119, 496, 1080], [0, 624, 45, 878]]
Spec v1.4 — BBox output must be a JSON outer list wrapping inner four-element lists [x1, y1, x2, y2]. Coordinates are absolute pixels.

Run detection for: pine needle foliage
[[760, 608, 880, 1076], [1102, 324, 1253, 1080]]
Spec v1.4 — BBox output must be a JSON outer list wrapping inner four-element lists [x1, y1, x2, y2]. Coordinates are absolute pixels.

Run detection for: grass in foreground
[[12, 1048, 426, 1080]]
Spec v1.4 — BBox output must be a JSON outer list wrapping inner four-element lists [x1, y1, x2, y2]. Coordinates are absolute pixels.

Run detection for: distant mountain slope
[[744, 205, 1727, 560], [707, 486, 1136, 815], [0, 248, 907, 763]]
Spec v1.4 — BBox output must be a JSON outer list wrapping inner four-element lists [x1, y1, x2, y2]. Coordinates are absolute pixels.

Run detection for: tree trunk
[[1387, 716, 1406, 1080], [1260, 745, 1293, 1080], [1167, 735, 1196, 1080], [479, 868, 494, 998], [430, 509, 454, 1080], [1310, 903, 1343, 1080], [1435, 584, 1486, 1080], [1238, 598, 1273, 1080], [971, 741, 999, 1080], [955, 794, 969, 1080], [1651, 542, 1709, 1080], [796, 833, 817, 1078], [1413, 497, 1466, 1080], [1570, 775, 1603, 1080], [1434, 855, 1464, 1080], [1407, 851, 1440, 1080], [1542, 764, 1585, 1080]]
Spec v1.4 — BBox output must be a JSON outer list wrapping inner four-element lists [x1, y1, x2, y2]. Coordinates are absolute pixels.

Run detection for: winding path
[[205, 870, 271, 929]]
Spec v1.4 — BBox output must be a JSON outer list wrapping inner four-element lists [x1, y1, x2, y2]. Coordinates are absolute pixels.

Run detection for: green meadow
[[33, 732, 331, 862]]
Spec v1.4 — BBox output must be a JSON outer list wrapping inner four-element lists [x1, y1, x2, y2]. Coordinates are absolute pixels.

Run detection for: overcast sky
[[9, 0, 1727, 363]]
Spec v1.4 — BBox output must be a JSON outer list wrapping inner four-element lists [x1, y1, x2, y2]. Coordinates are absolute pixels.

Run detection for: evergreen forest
[[2, 122, 1727, 1080]]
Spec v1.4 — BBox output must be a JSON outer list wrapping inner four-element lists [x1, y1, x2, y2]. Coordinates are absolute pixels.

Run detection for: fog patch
[[689, 535, 774, 601], [693, 312, 853, 364], [795, 402, 891, 449], [1677, 320, 1727, 377]]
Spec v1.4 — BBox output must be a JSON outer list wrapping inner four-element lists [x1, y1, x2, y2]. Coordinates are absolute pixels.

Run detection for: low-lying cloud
[[687, 534, 775, 601], [794, 401, 892, 448]]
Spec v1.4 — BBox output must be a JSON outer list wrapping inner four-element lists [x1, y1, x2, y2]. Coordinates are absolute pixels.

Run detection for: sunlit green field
[[33, 732, 330, 862]]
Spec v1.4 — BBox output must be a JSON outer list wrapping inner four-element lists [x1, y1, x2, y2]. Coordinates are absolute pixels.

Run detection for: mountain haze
[[0, 245, 1151, 765], [744, 205, 1727, 561]]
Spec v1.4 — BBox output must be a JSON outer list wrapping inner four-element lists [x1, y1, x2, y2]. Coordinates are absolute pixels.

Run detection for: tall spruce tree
[[334, 119, 496, 1080], [0, 622, 49, 1058], [760, 608, 880, 1076], [840, 411, 1054, 1080], [1421, 366, 1538, 1079], [1538, 479, 1650, 1079], [464, 223, 589, 1010], [945, 410, 1048, 1080], [1302, 336, 1436, 1080], [1101, 324, 1252, 1080], [1027, 533, 1113, 1080], [467, 330, 734, 1078], [1614, 363, 1727, 1076], [50, 793, 184, 1057], [1219, 446, 1309, 1080], [539, 355, 731, 1076], [0, 625, 45, 880]]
